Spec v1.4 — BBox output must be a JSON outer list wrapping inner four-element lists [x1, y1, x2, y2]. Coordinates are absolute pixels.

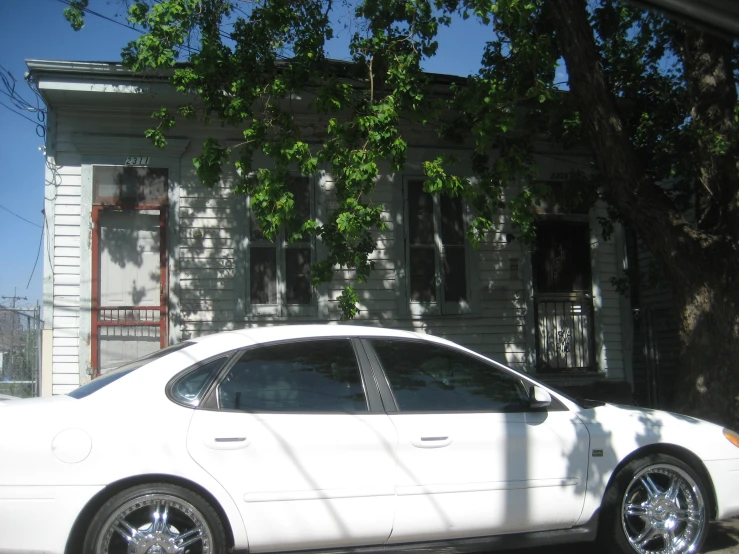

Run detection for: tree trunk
[[547, 0, 739, 429]]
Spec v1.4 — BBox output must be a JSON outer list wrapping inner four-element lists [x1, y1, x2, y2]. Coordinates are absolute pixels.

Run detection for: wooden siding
[[50, 162, 82, 395], [45, 105, 630, 392]]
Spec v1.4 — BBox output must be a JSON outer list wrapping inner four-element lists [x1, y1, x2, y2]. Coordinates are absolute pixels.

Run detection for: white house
[[29, 59, 634, 399]]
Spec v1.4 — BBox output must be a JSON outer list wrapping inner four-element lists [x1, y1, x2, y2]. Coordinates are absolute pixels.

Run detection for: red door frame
[[91, 205, 168, 377]]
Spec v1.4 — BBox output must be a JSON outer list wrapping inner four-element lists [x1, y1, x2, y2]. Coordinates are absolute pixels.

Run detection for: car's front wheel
[[602, 453, 710, 554], [83, 482, 227, 554]]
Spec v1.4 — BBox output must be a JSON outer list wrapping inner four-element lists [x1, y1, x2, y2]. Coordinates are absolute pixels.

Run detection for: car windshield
[[68, 342, 193, 399]]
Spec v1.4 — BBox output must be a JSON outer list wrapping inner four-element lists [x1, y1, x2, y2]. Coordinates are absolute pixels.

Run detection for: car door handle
[[204, 436, 251, 450], [411, 436, 453, 448]]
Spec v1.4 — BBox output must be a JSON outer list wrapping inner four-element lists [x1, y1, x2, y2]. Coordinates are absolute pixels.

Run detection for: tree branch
[[547, 0, 706, 290]]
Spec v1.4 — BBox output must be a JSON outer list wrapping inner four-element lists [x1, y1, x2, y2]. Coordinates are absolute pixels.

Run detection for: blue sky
[[0, 0, 140, 308], [0, 1, 560, 309]]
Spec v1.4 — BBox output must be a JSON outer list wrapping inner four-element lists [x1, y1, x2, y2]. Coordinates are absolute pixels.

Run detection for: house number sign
[[124, 156, 151, 166]]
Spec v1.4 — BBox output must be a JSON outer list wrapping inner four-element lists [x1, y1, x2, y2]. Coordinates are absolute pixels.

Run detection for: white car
[[1, 325, 738, 554]]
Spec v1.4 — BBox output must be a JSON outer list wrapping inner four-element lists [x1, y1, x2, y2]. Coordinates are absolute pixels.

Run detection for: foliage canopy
[[64, 0, 739, 427], [63, 0, 737, 318]]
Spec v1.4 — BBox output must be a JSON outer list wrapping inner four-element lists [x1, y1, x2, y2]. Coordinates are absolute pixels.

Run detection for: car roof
[[187, 324, 453, 349]]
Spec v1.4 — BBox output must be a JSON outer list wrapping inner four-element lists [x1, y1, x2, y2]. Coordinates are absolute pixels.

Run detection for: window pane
[[371, 340, 529, 412], [408, 181, 434, 244], [533, 222, 592, 293], [409, 247, 436, 302], [440, 195, 465, 245], [289, 176, 311, 223], [171, 356, 228, 405], [218, 340, 367, 412], [443, 246, 467, 302], [93, 166, 168, 206], [286, 247, 312, 304], [250, 248, 277, 304], [250, 213, 274, 242]]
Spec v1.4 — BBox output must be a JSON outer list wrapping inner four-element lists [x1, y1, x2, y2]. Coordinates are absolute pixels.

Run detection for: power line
[[0, 100, 42, 127], [0, 204, 43, 228], [55, 0, 144, 35], [54, 0, 201, 56], [26, 226, 43, 290]]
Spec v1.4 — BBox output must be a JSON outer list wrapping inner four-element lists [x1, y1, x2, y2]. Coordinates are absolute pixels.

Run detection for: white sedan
[[1, 325, 738, 554]]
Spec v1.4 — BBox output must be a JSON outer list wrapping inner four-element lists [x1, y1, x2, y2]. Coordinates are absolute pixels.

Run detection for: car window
[[170, 356, 229, 406], [218, 339, 368, 412], [68, 342, 193, 399], [370, 339, 530, 412]]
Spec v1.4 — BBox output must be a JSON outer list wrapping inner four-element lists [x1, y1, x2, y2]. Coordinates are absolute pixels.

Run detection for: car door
[[186, 338, 398, 552], [363, 338, 589, 543]]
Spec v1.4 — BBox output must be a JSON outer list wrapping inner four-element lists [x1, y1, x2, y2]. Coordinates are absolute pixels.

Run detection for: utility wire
[[0, 204, 43, 228], [55, 0, 144, 35], [26, 226, 43, 289], [54, 0, 201, 56], [0, 100, 43, 126]]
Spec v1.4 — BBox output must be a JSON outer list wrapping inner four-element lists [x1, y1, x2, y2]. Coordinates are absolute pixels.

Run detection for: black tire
[[600, 453, 710, 554], [83, 482, 227, 554]]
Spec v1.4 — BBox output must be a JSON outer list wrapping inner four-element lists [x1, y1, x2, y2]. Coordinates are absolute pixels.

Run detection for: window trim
[[166, 352, 236, 408], [200, 337, 385, 414], [245, 175, 318, 318], [362, 338, 568, 414], [401, 177, 474, 317]]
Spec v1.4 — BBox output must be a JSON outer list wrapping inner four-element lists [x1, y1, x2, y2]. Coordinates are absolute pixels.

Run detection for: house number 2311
[[125, 156, 150, 166]]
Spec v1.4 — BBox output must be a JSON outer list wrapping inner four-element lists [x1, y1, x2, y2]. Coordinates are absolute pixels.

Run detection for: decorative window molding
[[401, 177, 474, 316], [245, 175, 317, 318]]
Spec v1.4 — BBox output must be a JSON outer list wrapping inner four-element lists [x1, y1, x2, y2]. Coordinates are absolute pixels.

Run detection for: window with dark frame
[[532, 220, 596, 372], [249, 176, 313, 308], [533, 221, 592, 294], [370, 339, 530, 412], [217, 340, 368, 412], [407, 180, 468, 310]]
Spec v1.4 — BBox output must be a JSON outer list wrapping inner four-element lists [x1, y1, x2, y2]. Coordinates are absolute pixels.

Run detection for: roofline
[[26, 58, 469, 87], [26, 59, 171, 82]]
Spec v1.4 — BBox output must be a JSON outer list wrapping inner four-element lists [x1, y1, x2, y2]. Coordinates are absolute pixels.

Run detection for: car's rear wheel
[[602, 453, 709, 554], [83, 483, 227, 554]]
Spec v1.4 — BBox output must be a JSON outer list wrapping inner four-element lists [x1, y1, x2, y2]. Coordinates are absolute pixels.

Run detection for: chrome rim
[[621, 464, 706, 554], [97, 493, 213, 554]]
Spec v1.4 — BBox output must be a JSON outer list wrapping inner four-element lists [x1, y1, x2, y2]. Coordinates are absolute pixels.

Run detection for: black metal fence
[[534, 294, 595, 372], [0, 306, 41, 398]]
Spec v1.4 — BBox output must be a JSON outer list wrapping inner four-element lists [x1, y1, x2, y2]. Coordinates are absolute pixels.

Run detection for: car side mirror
[[529, 386, 552, 409]]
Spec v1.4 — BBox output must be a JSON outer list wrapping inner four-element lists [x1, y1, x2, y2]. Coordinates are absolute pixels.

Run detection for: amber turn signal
[[723, 428, 739, 448]]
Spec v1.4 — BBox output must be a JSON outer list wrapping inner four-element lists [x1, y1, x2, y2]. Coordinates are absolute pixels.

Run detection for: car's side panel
[[0, 364, 251, 551], [0, 485, 103, 554], [575, 404, 739, 525], [705, 458, 739, 519], [385, 410, 589, 543], [187, 410, 399, 552], [360, 337, 590, 542]]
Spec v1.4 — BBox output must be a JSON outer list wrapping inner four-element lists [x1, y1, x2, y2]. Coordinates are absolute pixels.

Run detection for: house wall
[[41, 96, 631, 395], [629, 232, 680, 407]]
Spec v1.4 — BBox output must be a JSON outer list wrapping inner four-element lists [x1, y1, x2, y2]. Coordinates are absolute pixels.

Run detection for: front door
[[364, 338, 589, 542], [91, 166, 168, 375], [186, 339, 398, 552], [533, 221, 595, 372]]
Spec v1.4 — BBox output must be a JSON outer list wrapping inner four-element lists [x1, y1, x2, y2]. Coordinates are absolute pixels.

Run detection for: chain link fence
[[0, 306, 41, 398]]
